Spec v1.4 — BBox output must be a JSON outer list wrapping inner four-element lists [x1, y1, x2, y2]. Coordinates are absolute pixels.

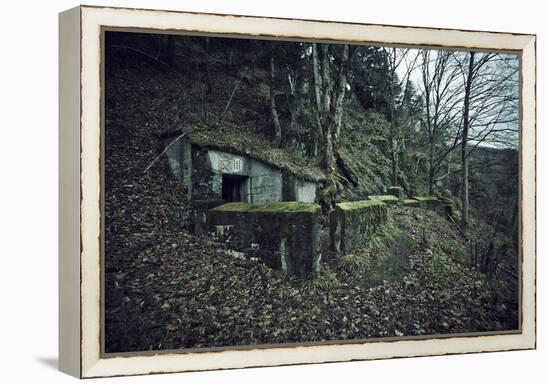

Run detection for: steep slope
[[103, 40, 517, 353]]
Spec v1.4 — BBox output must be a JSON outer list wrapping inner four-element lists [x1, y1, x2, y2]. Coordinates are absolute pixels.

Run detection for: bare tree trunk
[[311, 43, 324, 156], [311, 44, 323, 112], [321, 45, 332, 113], [428, 163, 435, 194], [332, 44, 350, 140], [461, 52, 475, 227], [314, 44, 333, 171], [387, 48, 398, 186], [428, 126, 436, 194], [311, 43, 350, 212], [269, 52, 282, 145], [392, 145, 399, 186]]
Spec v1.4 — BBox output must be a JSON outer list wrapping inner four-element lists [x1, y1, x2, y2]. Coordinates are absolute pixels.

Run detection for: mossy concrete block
[[412, 195, 440, 209], [412, 195, 451, 215], [212, 201, 320, 213], [403, 199, 421, 207], [208, 202, 322, 277], [330, 199, 387, 257], [386, 186, 404, 204], [411, 196, 457, 219], [368, 194, 400, 205]]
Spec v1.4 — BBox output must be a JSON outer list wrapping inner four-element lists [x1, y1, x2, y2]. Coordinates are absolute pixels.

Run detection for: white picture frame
[[59, 5, 536, 378]]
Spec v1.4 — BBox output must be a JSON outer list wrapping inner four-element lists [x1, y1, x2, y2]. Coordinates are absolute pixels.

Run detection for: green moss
[[413, 195, 439, 202], [368, 195, 400, 206], [211, 202, 250, 212], [337, 199, 385, 211], [404, 199, 421, 206], [188, 129, 326, 182], [387, 186, 403, 193], [337, 220, 407, 286], [318, 175, 339, 213], [251, 201, 320, 213], [369, 195, 399, 201], [212, 201, 320, 213], [336, 106, 393, 199]]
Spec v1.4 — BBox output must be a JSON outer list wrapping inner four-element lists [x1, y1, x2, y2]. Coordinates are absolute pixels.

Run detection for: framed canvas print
[[59, 5, 536, 378]]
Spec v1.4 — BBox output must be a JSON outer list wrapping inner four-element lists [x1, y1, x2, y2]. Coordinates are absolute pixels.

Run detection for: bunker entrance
[[222, 174, 248, 202]]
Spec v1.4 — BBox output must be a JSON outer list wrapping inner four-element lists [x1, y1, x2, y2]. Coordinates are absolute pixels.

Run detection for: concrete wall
[[165, 138, 192, 198], [387, 186, 404, 204], [295, 179, 317, 202], [194, 148, 283, 204], [166, 141, 316, 204], [208, 150, 248, 176], [192, 199, 226, 235], [413, 196, 454, 217], [330, 200, 388, 257], [191, 147, 217, 199], [282, 171, 317, 203], [207, 202, 322, 277], [247, 158, 282, 203]]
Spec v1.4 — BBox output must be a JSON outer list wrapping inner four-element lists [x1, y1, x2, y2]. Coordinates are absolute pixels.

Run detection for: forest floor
[[104, 48, 518, 353], [105, 202, 518, 353]]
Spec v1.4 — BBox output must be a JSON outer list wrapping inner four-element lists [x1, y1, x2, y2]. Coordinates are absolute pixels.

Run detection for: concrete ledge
[[368, 194, 400, 205], [413, 196, 454, 217], [208, 202, 322, 277], [387, 186, 404, 204], [211, 201, 320, 213], [413, 195, 443, 211], [404, 199, 421, 207], [330, 199, 388, 257]]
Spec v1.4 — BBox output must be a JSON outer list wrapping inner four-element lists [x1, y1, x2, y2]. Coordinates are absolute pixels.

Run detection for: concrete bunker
[[330, 200, 388, 257], [164, 137, 454, 276], [207, 201, 323, 277], [165, 136, 321, 205]]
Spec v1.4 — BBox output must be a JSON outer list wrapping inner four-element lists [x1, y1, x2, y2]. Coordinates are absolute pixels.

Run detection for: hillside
[[103, 32, 519, 352], [105, 33, 397, 196]]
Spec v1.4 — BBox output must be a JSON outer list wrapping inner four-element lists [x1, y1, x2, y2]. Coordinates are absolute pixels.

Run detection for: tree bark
[[321, 45, 332, 113], [311, 44, 350, 212], [269, 52, 282, 145], [311, 43, 324, 156], [332, 45, 350, 140], [461, 52, 475, 227], [387, 48, 398, 186]]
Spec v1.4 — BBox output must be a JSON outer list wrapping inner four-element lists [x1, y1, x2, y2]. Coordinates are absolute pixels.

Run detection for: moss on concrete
[[251, 201, 320, 213], [337, 199, 385, 211], [212, 201, 320, 213], [369, 194, 399, 201], [211, 202, 251, 212], [188, 128, 326, 182], [368, 194, 400, 205], [386, 186, 404, 203], [331, 199, 388, 257], [208, 201, 322, 277], [412, 195, 448, 215], [413, 195, 439, 202]]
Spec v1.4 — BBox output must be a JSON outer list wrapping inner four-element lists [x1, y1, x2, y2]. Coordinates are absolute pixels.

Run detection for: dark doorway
[[222, 175, 247, 202]]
